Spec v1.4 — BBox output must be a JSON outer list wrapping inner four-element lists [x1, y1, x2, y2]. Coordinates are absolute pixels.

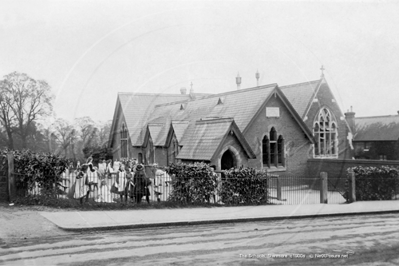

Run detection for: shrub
[[347, 166, 399, 201], [167, 162, 217, 203], [219, 167, 269, 205], [1, 149, 69, 197]]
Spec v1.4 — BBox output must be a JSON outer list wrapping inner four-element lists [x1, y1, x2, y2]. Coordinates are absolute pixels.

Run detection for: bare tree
[[97, 120, 112, 147], [0, 80, 17, 149], [0, 72, 53, 149], [75, 116, 98, 147], [52, 118, 76, 157]]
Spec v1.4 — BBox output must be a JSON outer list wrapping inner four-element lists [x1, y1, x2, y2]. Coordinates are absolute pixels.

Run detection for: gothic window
[[313, 108, 338, 157], [120, 123, 128, 158], [262, 136, 269, 165], [263, 127, 284, 168]]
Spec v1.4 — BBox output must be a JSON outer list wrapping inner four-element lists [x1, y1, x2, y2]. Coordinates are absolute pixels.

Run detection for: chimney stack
[[236, 73, 241, 90], [180, 87, 187, 95], [256, 70, 260, 87], [344, 106, 356, 135]]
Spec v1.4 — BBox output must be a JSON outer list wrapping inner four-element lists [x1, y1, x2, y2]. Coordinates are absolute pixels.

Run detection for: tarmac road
[[1, 212, 399, 265]]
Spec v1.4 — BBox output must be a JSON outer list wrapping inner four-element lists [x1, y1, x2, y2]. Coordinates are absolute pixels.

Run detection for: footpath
[[40, 201, 399, 231]]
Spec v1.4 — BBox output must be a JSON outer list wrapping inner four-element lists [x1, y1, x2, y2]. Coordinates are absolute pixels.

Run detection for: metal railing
[[268, 175, 346, 205], [12, 171, 353, 205]]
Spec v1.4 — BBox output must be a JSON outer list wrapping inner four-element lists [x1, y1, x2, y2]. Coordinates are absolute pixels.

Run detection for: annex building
[[109, 72, 353, 175]]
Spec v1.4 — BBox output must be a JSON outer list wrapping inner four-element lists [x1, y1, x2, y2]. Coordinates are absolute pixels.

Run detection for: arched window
[[120, 123, 128, 158], [277, 135, 284, 165], [314, 108, 338, 157], [262, 127, 284, 168], [262, 136, 269, 165]]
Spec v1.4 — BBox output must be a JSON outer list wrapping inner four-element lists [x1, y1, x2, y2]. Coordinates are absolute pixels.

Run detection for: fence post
[[320, 172, 328, 204], [348, 170, 356, 203], [276, 176, 282, 201], [7, 152, 15, 202]]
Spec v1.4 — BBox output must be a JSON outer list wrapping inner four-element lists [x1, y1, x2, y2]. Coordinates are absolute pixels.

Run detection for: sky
[[1, 0, 399, 124]]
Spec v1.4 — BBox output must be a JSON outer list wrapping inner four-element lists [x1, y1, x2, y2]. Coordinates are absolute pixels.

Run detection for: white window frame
[[313, 108, 338, 158]]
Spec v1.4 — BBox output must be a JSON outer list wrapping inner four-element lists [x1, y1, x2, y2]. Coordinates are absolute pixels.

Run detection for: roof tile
[[280, 80, 320, 118], [355, 115, 399, 141]]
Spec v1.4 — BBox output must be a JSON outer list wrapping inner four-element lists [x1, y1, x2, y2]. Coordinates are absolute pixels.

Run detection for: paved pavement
[[40, 201, 399, 231]]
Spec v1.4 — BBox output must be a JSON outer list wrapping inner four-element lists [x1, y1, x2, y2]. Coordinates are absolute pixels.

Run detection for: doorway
[[221, 149, 236, 170]]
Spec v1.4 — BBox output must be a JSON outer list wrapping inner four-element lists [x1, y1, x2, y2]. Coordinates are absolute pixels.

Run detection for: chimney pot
[[236, 73, 241, 90]]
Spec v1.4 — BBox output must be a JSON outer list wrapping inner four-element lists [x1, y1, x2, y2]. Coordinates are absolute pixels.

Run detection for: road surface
[[1, 213, 399, 265]]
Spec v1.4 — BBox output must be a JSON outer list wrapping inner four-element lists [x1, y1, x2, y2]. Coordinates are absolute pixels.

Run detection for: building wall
[[354, 141, 398, 160], [112, 112, 137, 160], [212, 133, 249, 170], [154, 147, 168, 166], [131, 147, 144, 163], [244, 94, 312, 175], [304, 82, 353, 159]]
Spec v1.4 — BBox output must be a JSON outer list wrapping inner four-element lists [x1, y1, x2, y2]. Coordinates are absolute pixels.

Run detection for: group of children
[[70, 157, 153, 204]]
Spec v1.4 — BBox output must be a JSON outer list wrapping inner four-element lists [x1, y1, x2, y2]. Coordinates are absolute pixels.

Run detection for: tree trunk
[[6, 129, 14, 150]]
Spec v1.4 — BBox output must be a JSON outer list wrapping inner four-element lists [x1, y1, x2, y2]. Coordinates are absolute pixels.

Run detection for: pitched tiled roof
[[176, 119, 232, 160], [148, 83, 278, 133], [176, 118, 256, 161], [148, 123, 165, 146], [280, 80, 321, 118], [355, 115, 399, 141], [171, 121, 190, 143], [117, 93, 191, 146]]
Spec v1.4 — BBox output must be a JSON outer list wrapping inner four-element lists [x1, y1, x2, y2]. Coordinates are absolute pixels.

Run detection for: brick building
[[346, 112, 399, 160], [109, 74, 353, 174]]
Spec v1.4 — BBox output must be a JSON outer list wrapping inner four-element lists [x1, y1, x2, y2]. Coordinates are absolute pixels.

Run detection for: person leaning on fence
[[125, 161, 135, 202], [74, 164, 90, 204], [133, 164, 151, 204], [115, 162, 128, 202], [86, 157, 99, 193]]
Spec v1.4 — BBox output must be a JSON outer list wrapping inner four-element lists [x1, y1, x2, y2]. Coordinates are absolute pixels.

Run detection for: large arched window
[[314, 108, 338, 157], [120, 123, 128, 158], [262, 127, 284, 168]]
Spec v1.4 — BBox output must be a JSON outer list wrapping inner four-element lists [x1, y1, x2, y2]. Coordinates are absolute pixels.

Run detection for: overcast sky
[[1, 0, 398, 123]]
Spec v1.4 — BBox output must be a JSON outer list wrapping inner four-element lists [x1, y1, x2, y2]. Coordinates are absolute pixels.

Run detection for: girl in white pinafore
[[116, 163, 128, 202], [86, 157, 99, 199], [74, 164, 89, 203]]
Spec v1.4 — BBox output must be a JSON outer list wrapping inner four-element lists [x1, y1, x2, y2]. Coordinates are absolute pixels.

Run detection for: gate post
[[320, 172, 328, 204], [7, 152, 15, 202], [276, 176, 282, 201], [348, 170, 356, 203]]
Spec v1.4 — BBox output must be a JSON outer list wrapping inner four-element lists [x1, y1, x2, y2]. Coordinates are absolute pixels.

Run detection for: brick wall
[[212, 133, 249, 169], [244, 94, 312, 175], [305, 82, 353, 159], [307, 159, 399, 180]]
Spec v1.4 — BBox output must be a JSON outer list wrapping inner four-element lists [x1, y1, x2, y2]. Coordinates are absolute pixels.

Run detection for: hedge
[[1, 149, 69, 197], [219, 167, 269, 205], [167, 162, 217, 203], [347, 166, 399, 201]]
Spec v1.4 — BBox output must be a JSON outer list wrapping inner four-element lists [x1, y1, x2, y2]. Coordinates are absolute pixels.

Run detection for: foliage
[[219, 167, 269, 205], [0, 72, 53, 149], [167, 162, 217, 203], [347, 166, 399, 201], [1, 149, 69, 195]]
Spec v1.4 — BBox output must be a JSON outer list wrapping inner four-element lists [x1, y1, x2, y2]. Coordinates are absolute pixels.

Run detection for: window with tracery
[[313, 108, 338, 157]]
